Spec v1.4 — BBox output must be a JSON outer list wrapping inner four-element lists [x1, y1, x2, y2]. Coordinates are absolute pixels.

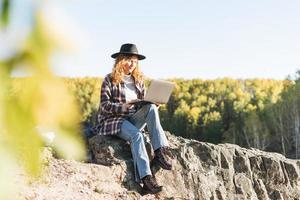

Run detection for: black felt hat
[[111, 43, 146, 60]]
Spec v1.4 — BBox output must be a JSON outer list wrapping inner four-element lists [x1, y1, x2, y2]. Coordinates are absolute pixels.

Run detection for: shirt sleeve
[[100, 76, 125, 115], [140, 81, 146, 99]]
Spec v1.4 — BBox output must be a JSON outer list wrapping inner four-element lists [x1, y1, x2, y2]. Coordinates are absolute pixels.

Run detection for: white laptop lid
[[144, 79, 175, 104]]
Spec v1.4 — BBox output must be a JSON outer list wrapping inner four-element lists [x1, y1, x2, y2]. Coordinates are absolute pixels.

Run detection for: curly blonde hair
[[111, 54, 144, 84]]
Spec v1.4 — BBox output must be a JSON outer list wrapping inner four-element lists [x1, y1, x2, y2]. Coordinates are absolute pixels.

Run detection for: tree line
[[12, 75, 300, 158]]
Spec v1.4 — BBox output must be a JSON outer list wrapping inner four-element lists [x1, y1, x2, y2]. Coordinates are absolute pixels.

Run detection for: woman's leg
[[118, 120, 152, 182], [129, 104, 172, 170], [129, 104, 168, 151]]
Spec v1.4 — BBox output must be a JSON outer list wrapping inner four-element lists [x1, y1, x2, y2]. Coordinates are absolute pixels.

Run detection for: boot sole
[[142, 186, 163, 195]]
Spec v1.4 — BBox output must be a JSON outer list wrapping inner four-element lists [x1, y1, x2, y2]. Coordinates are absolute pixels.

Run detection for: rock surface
[[19, 132, 300, 200]]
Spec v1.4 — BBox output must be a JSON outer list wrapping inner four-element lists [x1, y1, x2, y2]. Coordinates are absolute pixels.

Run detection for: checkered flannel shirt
[[93, 73, 145, 135]]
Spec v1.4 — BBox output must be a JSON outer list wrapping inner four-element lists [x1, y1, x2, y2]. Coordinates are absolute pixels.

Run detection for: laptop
[[129, 79, 175, 105]]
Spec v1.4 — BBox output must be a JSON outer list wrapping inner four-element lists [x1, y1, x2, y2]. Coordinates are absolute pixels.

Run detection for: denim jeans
[[117, 104, 169, 182]]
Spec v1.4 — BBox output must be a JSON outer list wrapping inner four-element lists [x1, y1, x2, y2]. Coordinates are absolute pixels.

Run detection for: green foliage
[[163, 78, 288, 143], [41, 77, 289, 149], [64, 77, 102, 125], [12, 76, 296, 158], [262, 80, 300, 158], [1, 3, 85, 199], [9, 74, 300, 161], [0, 0, 10, 27]]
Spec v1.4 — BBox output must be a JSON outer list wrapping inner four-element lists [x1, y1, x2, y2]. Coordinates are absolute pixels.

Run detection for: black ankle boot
[[142, 175, 163, 194], [152, 147, 172, 170]]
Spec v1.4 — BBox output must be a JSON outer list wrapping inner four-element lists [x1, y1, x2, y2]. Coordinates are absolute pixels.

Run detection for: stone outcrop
[[20, 132, 300, 200], [89, 132, 300, 200]]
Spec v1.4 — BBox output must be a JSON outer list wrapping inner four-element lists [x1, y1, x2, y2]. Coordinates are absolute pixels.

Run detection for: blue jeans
[[117, 104, 169, 182]]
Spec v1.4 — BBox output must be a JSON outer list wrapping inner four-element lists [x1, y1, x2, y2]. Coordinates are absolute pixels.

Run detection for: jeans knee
[[148, 103, 158, 113], [147, 103, 158, 117], [131, 131, 144, 142]]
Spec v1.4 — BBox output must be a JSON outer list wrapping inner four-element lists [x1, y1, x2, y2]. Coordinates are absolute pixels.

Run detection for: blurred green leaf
[[1, 0, 10, 28]]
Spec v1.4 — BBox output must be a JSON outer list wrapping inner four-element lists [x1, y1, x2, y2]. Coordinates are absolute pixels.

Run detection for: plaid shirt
[[93, 73, 145, 135]]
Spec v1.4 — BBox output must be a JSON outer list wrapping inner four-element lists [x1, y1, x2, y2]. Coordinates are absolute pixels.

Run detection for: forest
[[13, 74, 300, 159]]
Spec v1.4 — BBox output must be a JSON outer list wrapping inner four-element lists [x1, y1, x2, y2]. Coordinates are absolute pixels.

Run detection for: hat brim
[[111, 52, 146, 60]]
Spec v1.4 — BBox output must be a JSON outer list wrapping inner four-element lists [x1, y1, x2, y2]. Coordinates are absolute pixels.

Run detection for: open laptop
[[129, 79, 175, 105]]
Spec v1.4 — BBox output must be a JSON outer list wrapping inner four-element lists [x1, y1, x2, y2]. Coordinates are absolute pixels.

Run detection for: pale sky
[[3, 0, 300, 79]]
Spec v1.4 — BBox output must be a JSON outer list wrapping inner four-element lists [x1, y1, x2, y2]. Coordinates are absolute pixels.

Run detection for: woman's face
[[122, 55, 138, 75]]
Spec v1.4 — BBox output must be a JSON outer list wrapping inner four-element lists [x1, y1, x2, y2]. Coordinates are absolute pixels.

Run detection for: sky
[[3, 0, 300, 79]]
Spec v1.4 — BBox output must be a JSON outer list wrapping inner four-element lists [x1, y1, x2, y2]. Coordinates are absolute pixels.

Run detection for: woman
[[96, 43, 172, 194]]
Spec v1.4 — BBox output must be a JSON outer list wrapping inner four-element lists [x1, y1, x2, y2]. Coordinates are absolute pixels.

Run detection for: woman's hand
[[155, 103, 162, 108], [122, 103, 134, 112]]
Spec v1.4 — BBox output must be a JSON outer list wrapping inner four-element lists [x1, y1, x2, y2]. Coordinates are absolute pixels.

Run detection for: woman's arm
[[140, 81, 146, 99], [100, 76, 126, 115]]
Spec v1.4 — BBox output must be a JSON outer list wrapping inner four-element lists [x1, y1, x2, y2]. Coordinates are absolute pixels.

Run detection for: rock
[[19, 131, 300, 200], [88, 131, 300, 199]]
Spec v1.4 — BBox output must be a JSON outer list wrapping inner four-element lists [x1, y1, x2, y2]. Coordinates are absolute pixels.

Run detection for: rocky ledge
[[20, 132, 300, 200]]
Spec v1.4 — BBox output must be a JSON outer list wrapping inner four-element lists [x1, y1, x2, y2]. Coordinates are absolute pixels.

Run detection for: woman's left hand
[[155, 103, 162, 108]]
